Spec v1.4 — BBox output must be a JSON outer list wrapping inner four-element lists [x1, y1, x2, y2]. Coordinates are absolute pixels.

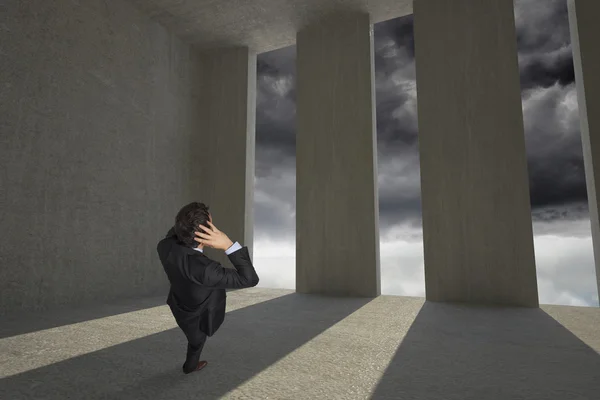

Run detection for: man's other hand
[[194, 221, 234, 251]]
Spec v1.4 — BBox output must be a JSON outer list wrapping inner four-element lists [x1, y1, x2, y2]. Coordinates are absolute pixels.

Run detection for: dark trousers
[[186, 327, 208, 352], [182, 327, 207, 372]]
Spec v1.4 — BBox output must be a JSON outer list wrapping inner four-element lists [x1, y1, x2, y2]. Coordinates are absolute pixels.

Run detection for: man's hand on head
[[194, 221, 234, 251]]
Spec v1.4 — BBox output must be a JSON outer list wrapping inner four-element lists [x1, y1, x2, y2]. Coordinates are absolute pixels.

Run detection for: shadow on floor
[[0, 294, 167, 339], [1, 292, 373, 400], [370, 301, 600, 400]]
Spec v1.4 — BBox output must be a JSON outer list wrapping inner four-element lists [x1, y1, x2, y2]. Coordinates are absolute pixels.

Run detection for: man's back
[[157, 229, 224, 309], [156, 227, 259, 337]]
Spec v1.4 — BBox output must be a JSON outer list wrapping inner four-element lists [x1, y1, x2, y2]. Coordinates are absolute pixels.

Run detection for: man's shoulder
[[156, 236, 173, 258], [176, 243, 216, 265], [157, 234, 222, 271]]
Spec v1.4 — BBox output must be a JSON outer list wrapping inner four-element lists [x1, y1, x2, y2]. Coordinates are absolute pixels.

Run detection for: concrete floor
[[1, 288, 599, 400]]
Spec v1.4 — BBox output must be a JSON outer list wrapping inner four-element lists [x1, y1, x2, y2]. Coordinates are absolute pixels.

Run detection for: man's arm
[[190, 221, 259, 289], [189, 246, 259, 289]]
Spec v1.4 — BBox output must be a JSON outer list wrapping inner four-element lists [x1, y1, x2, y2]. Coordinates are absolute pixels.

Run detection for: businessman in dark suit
[[156, 202, 260, 374]]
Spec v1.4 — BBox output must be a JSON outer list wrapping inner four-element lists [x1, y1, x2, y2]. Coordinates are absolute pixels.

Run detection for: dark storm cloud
[[519, 46, 575, 90], [254, 0, 589, 240], [531, 202, 589, 223], [373, 15, 418, 154], [514, 0, 588, 218], [254, 46, 297, 238], [378, 184, 422, 231], [372, 5, 587, 227], [514, 0, 571, 54], [255, 13, 422, 236], [375, 95, 418, 151], [255, 46, 296, 180], [252, 1, 596, 307], [515, 0, 575, 90], [371, 14, 423, 231], [257, 58, 280, 76], [524, 102, 585, 207], [253, 172, 296, 241], [255, 114, 295, 178], [373, 15, 414, 75]]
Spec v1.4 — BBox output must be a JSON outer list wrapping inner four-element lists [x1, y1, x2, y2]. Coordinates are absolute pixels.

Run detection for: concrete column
[[414, 0, 538, 307], [296, 12, 380, 297], [568, 0, 600, 301], [190, 47, 256, 266]]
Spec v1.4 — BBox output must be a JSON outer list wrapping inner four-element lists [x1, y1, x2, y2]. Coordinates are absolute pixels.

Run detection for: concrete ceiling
[[128, 0, 413, 53]]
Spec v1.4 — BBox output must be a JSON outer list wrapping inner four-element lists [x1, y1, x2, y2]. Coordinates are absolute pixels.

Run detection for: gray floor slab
[[1, 288, 599, 399]]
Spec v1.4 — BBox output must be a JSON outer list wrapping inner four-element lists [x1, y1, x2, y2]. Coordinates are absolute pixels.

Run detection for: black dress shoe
[[183, 360, 208, 374]]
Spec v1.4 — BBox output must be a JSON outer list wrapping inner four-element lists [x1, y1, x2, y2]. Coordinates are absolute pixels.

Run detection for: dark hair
[[174, 202, 210, 247]]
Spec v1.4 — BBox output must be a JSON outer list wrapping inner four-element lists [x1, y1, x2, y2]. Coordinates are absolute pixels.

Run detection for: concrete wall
[[568, 0, 600, 302], [188, 47, 256, 268], [0, 0, 203, 313], [414, 0, 539, 307], [296, 12, 380, 297]]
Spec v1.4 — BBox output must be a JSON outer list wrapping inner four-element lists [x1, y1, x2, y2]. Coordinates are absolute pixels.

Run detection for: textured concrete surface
[[296, 12, 380, 297], [414, 0, 538, 306], [1, 288, 599, 399], [0, 0, 207, 313], [127, 0, 413, 53], [568, 0, 600, 301], [188, 47, 256, 267]]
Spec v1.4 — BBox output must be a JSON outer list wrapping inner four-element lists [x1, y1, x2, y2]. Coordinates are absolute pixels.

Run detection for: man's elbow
[[246, 273, 259, 287]]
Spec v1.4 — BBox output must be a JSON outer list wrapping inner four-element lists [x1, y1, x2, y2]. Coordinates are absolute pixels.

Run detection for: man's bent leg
[[182, 330, 207, 374]]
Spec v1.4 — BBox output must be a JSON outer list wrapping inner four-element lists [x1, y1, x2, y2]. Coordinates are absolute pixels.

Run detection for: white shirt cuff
[[225, 241, 242, 255]]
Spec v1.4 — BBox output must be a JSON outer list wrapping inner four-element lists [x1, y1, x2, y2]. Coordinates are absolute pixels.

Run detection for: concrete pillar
[[190, 47, 256, 266], [414, 0, 539, 307], [568, 0, 600, 301], [296, 12, 380, 297]]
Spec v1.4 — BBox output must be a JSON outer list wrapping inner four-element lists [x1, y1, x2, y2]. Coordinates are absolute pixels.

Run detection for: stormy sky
[[251, 0, 599, 306]]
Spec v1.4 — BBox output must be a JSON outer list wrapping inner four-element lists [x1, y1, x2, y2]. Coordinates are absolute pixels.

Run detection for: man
[[156, 202, 259, 374]]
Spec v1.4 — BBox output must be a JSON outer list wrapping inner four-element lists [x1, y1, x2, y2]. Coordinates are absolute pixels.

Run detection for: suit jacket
[[156, 227, 259, 337]]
